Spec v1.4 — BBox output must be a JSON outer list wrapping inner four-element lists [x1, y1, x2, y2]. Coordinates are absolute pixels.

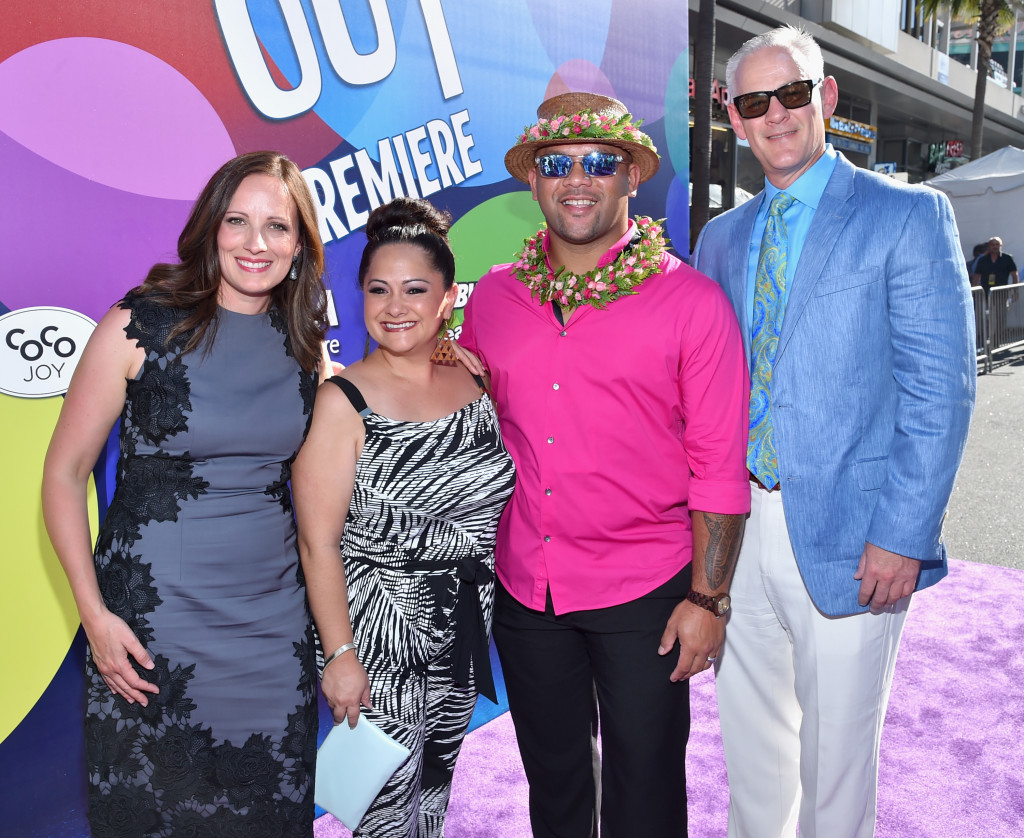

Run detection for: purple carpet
[[315, 559, 1024, 836]]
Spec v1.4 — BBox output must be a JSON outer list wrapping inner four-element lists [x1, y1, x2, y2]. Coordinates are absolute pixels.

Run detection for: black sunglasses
[[534, 151, 625, 178], [732, 78, 822, 119]]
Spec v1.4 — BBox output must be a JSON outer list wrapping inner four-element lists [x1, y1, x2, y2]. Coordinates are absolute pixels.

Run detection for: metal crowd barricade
[[985, 282, 1024, 371], [972, 286, 988, 373]]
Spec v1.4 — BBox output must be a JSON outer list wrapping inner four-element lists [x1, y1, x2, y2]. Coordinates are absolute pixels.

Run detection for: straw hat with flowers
[[504, 91, 660, 184]]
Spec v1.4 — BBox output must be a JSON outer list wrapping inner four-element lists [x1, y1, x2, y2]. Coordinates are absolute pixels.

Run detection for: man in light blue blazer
[[692, 25, 975, 838]]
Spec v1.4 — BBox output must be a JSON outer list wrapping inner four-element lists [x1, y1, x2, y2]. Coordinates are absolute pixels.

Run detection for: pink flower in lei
[[512, 217, 668, 310]]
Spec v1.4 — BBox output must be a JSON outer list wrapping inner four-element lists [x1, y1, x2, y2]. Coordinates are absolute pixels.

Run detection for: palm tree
[[917, 0, 1019, 159], [690, 0, 716, 251]]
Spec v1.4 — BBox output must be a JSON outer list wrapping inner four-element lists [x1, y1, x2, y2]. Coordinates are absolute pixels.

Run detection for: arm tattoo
[[703, 513, 744, 590]]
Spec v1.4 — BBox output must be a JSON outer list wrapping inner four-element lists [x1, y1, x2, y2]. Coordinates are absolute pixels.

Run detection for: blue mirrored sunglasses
[[534, 151, 625, 178]]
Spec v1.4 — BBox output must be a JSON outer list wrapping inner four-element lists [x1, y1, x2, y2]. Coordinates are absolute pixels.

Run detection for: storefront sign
[[828, 134, 873, 155], [826, 116, 877, 143], [688, 76, 730, 107]]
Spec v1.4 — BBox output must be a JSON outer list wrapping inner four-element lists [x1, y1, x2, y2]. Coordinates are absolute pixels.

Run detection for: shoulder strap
[[328, 376, 372, 417], [471, 372, 487, 393]]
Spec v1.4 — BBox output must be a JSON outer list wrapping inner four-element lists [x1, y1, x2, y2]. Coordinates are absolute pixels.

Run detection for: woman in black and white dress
[[292, 197, 515, 837]]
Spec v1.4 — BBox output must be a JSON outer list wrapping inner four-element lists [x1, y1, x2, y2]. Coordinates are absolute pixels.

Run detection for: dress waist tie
[[352, 548, 497, 703]]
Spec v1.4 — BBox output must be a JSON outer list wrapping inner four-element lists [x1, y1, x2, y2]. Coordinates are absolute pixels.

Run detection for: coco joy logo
[[0, 307, 97, 398]]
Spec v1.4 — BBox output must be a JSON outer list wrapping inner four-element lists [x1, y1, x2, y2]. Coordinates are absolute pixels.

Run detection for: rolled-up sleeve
[[678, 278, 751, 515]]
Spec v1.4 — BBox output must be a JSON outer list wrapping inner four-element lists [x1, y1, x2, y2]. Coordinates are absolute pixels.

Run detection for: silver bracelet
[[322, 642, 358, 672]]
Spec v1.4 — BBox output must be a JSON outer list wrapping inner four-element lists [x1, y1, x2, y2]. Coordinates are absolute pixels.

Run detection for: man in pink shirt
[[460, 91, 750, 837]]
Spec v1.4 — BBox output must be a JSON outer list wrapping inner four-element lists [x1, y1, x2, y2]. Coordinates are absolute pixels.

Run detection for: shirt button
[[544, 536, 551, 543], [545, 488, 552, 496], [552, 383, 560, 390], [560, 330, 567, 337], [547, 436, 554, 444]]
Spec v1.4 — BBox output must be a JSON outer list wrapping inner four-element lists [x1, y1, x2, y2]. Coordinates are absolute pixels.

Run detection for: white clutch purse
[[315, 715, 411, 829]]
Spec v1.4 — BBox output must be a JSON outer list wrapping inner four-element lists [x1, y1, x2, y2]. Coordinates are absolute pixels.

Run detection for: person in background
[[972, 235, 1018, 294], [461, 90, 750, 838], [967, 242, 987, 280], [42, 151, 328, 835], [692, 25, 975, 838], [292, 197, 515, 837]]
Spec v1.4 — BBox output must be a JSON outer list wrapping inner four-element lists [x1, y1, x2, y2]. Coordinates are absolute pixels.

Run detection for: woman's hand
[[82, 609, 158, 705], [321, 653, 372, 728]]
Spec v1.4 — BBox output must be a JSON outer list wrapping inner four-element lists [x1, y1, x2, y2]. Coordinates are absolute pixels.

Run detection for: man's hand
[[452, 342, 487, 376], [658, 600, 724, 682], [853, 541, 920, 611]]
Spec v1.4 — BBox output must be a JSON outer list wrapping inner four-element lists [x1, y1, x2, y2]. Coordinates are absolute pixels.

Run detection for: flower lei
[[513, 216, 668, 309], [515, 109, 657, 154]]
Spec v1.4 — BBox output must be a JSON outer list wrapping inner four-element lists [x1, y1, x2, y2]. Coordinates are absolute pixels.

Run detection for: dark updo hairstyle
[[135, 150, 327, 372], [358, 197, 455, 290]]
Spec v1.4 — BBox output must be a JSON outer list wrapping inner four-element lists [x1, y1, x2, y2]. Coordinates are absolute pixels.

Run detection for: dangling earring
[[288, 259, 298, 281], [430, 313, 458, 366]]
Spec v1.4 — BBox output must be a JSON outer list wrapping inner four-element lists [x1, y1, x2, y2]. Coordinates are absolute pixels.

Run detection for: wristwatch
[[685, 589, 731, 617]]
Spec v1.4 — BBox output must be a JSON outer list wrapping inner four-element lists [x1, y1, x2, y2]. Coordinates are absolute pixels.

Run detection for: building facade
[[690, 0, 1024, 212]]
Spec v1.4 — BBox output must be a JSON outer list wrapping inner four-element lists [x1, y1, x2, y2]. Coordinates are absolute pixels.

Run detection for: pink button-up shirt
[[461, 225, 750, 614]]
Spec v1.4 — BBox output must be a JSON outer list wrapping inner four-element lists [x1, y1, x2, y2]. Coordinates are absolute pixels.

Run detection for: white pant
[[715, 486, 910, 838]]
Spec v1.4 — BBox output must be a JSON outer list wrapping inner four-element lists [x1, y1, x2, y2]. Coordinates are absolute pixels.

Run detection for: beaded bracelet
[[322, 641, 358, 672]]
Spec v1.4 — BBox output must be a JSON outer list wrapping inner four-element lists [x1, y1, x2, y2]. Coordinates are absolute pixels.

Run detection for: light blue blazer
[[692, 154, 976, 616]]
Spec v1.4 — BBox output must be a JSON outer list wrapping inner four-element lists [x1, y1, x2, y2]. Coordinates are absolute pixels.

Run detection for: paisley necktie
[[747, 191, 794, 489]]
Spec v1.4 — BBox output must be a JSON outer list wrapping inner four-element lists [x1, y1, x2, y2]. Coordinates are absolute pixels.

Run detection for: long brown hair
[[135, 151, 327, 372]]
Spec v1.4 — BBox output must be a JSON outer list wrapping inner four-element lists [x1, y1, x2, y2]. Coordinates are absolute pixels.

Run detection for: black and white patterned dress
[[325, 376, 515, 838], [85, 293, 317, 837]]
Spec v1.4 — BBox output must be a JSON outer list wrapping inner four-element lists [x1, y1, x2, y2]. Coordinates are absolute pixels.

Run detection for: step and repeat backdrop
[[0, 1, 689, 832]]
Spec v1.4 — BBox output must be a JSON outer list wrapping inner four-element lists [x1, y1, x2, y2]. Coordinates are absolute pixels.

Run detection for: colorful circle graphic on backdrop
[[0, 34, 238, 745]]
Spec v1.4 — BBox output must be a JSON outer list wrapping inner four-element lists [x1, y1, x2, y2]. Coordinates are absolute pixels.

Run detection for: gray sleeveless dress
[[84, 293, 317, 837]]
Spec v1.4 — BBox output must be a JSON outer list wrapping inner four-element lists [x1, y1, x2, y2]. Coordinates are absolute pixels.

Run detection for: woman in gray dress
[[42, 151, 327, 836]]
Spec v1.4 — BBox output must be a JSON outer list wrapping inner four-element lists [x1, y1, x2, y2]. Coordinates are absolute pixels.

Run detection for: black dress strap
[[470, 372, 487, 392], [328, 376, 372, 418]]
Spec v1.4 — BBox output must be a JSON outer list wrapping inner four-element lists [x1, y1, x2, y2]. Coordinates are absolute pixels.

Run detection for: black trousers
[[493, 567, 692, 838]]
